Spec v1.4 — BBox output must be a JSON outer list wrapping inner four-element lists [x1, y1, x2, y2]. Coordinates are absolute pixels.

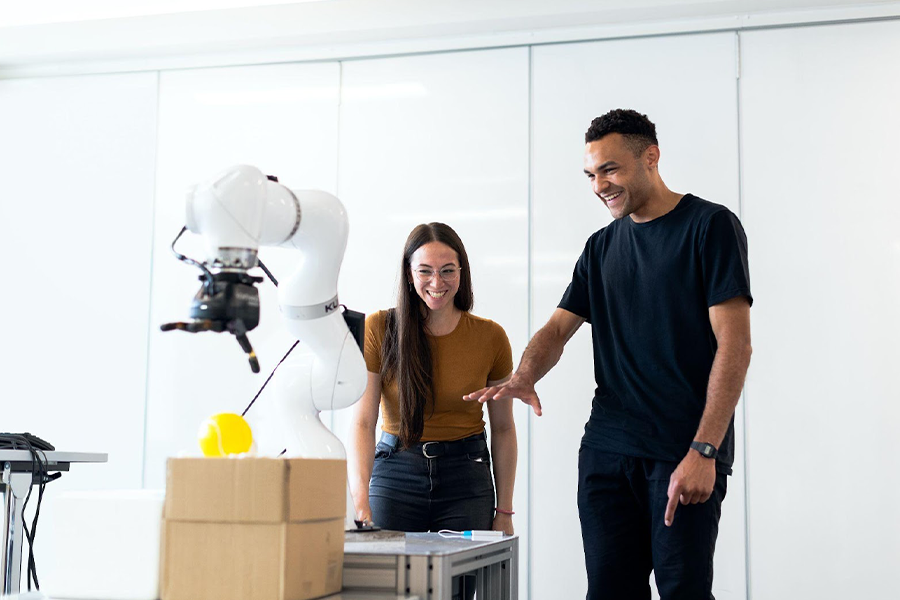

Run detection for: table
[[0, 595, 417, 600], [342, 531, 518, 600], [322, 593, 420, 600], [0, 451, 107, 596]]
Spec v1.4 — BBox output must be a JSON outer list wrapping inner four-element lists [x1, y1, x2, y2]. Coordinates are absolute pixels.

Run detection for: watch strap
[[690, 441, 718, 459]]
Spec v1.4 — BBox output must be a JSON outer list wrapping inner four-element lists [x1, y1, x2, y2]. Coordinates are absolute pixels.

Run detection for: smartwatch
[[690, 441, 718, 459]]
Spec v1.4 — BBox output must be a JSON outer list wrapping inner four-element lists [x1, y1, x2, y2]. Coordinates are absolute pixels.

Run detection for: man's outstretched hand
[[463, 374, 543, 416]]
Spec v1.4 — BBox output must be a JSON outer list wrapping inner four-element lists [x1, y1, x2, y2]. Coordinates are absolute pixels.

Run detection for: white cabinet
[[740, 21, 900, 599], [531, 32, 744, 599], [143, 62, 342, 484], [336, 47, 531, 594], [0, 72, 158, 490]]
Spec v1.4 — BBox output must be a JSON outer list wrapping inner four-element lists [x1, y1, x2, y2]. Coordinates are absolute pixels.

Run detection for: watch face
[[692, 442, 717, 458]]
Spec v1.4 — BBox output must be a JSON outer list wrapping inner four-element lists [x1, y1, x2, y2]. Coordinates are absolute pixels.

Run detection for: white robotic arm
[[164, 165, 367, 458]]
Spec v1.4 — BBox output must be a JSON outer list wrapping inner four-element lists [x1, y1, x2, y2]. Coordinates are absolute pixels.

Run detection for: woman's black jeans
[[369, 431, 495, 532], [369, 431, 496, 600]]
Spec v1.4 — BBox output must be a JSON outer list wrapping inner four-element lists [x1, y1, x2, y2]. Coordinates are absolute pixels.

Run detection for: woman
[[349, 222, 517, 536]]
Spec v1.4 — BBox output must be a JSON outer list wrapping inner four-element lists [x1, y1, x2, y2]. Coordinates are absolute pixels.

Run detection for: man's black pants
[[577, 445, 728, 600]]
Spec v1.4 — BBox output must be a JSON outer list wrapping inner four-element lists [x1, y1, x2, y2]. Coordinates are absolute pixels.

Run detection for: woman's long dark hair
[[381, 223, 474, 448]]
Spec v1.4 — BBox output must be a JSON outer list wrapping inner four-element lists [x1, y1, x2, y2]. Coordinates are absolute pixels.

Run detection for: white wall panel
[[532, 33, 744, 599], [336, 48, 530, 592], [144, 62, 341, 486], [740, 21, 900, 599], [0, 72, 158, 490]]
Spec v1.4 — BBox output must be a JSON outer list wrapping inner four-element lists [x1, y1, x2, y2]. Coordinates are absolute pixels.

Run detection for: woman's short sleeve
[[364, 310, 387, 374], [488, 322, 514, 382]]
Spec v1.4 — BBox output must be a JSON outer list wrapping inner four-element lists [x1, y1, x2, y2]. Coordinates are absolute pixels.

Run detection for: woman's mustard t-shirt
[[364, 310, 513, 441]]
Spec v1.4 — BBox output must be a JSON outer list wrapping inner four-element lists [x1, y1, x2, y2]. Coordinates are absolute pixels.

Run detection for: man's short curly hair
[[585, 109, 658, 156]]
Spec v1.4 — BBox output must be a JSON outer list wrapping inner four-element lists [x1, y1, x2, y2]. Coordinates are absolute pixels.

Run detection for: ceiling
[[0, 0, 892, 27], [1, 0, 897, 72]]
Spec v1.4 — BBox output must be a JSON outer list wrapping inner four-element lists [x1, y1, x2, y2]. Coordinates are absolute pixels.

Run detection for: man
[[465, 109, 752, 599]]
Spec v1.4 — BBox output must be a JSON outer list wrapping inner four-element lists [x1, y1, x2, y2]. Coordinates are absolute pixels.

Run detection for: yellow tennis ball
[[198, 413, 253, 457]]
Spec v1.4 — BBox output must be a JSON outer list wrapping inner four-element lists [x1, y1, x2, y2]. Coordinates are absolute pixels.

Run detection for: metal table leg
[[1, 464, 31, 596]]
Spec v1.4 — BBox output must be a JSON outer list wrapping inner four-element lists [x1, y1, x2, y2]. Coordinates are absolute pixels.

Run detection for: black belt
[[379, 431, 487, 459]]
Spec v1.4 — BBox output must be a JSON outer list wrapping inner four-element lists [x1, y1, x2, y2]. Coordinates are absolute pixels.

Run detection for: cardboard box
[[160, 458, 346, 600]]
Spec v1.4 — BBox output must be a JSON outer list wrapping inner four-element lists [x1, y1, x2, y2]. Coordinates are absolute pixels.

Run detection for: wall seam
[[735, 29, 752, 600], [526, 44, 535, 600], [140, 69, 162, 488], [330, 60, 344, 435]]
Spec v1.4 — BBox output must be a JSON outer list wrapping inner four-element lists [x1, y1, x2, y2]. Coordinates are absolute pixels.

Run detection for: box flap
[[287, 459, 346, 522], [165, 458, 286, 523]]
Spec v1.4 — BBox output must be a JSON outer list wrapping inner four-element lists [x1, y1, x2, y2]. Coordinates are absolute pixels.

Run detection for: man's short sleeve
[[558, 239, 593, 322], [364, 310, 386, 373], [488, 322, 514, 382], [701, 210, 753, 307]]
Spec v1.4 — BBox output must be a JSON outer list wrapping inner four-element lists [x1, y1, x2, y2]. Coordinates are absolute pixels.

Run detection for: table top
[[322, 593, 420, 600], [344, 530, 517, 557], [0, 450, 107, 464], [0, 594, 417, 600]]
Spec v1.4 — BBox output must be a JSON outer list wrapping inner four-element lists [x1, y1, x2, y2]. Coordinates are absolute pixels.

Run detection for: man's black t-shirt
[[558, 194, 752, 474]]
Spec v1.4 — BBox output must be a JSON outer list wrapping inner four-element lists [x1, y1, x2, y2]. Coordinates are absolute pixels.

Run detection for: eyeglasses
[[412, 267, 461, 282]]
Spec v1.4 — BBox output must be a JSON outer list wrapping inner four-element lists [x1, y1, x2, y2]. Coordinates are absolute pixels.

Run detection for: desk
[[342, 532, 517, 600], [0, 451, 107, 596], [323, 594, 420, 600]]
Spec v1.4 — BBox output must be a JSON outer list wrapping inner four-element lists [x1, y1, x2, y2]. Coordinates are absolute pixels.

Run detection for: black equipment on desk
[[0, 432, 54, 452]]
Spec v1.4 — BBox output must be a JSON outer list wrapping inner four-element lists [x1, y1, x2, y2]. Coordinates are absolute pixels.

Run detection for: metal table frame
[[343, 532, 518, 600], [0, 450, 106, 596]]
